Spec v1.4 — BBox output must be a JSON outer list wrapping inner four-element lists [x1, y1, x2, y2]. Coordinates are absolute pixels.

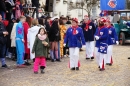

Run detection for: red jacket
[[23, 22, 30, 54]]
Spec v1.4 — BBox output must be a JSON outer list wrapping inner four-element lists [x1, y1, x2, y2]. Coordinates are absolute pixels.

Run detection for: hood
[[28, 26, 40, 33]]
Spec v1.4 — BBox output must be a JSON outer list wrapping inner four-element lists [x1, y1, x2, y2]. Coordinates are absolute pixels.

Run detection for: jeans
[[0, 11, 5, 20], [32, 8, 39, 19], [0, 44, 6, 65]]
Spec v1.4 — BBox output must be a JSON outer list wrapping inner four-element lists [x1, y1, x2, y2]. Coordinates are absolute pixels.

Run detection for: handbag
[[98, 42, 108, 54]]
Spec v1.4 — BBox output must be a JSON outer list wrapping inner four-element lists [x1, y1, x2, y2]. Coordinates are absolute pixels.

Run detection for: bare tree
[[68, 0, 99, 17], [126, 0, 130, 9]]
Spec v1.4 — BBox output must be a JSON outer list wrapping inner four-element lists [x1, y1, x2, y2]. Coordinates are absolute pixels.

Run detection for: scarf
[[107, 25, 112, 29], [38, 34, 47, 40], [84, 20, 91, 31], [98, 26, 105, 35], [72, 25, 78, 35]]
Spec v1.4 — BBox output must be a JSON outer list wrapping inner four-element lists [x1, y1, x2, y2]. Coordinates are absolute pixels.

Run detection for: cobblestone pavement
[[0, 45, 130, 86]]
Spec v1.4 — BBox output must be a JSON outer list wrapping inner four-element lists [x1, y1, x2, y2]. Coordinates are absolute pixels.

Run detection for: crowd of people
[[0, 0, 120, 74]]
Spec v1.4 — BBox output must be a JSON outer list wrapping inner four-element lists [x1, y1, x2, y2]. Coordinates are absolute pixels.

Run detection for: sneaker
[[41, 69, 45, 74], [70, 67, 75, 70], [17, 64, 26, 68], [51, 59, 54, 62], [2, 64, 8, 68], [34, 71, 38, 74], [76, 67, 79, 70]]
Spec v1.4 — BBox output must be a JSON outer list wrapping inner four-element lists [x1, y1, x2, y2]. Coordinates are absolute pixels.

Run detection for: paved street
[[0, 45, 130, 86]]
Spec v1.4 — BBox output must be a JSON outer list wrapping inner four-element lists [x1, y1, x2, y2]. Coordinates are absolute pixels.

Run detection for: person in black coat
[[45, 16, 51, 35], [48, 20, 61, 62], [6, 18, 16, 58], [81, 15, 96, 60], [0, 0, 7, 20], [0, 14, 8, 68], [31, 0, 40, 18], [5, 0, 15, 21]]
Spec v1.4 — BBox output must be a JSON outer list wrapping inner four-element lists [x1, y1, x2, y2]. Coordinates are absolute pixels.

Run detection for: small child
[[32, 28, 49, 74]]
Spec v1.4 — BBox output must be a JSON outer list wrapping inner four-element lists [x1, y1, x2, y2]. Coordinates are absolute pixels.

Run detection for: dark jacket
[[6, 21, 14, 48], [32, 36, 49, 58], [31, 0, 40, 7], [81, 22, 96, 42], [0, 0, 6, 12], [48, 26, 61, 42], [45, 21, 50, 33], [0, 22, 7, 45]]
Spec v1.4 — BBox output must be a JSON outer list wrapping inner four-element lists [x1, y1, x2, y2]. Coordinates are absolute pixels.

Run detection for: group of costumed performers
[[64, 15, 119, 71]]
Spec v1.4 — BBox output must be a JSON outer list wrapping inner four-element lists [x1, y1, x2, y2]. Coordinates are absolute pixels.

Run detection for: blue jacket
[[126, 22, 130, 26], [94, 27, 109, 47], [107, 26, 118, 45], [64, 27, 86, 48], [81, 22, 96, 42], [16, 22, 24, 39]]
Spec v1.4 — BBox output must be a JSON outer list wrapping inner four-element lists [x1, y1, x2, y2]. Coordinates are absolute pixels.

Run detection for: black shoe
[[106, 63, 112, 66], [12, 58, 17, 61], [51, 59, 54, 62], [76, 67, 79, 70], [98, 66, 100, 68], [24, 62, 31, 66], [99, 68, 105, 71], [70, 67, 75, 70], [56, 59, 61, 62], [41, 69, 45, 74], [46, 58, 51, 60], [86, 58, 90, 60], [128, 57, 130, 59], [91, 57, 94, 59], [80, 49, 84, 51], [34, 71, 38, 74], [2, 64, 8, 68]]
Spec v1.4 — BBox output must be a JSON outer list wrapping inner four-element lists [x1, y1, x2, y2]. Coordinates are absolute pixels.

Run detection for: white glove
[[63, 44, 66, 47], [95, 36, 100, 40], [116, 41, 119, 45], [123, 21, 127, 24]]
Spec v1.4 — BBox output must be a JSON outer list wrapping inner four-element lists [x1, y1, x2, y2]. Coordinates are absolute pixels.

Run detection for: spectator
[[16, 16, 26, 68], [27, 19, 41, 61], [31, 0, 40, 18], [49, 20, 61, 62], [5, 0, 15, 20], [32, 27, 49, 74], [0, 0, 7, 20], [0, 14, 8, 68]]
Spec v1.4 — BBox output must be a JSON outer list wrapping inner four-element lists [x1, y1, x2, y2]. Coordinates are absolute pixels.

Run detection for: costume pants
[[106, 45, 113, 64], [95, 47, 100, 65], [99, 53, 106, 69], [16, 40, 25, 65], [69, 47, 79, 68], [86, 41, 94, 58]]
